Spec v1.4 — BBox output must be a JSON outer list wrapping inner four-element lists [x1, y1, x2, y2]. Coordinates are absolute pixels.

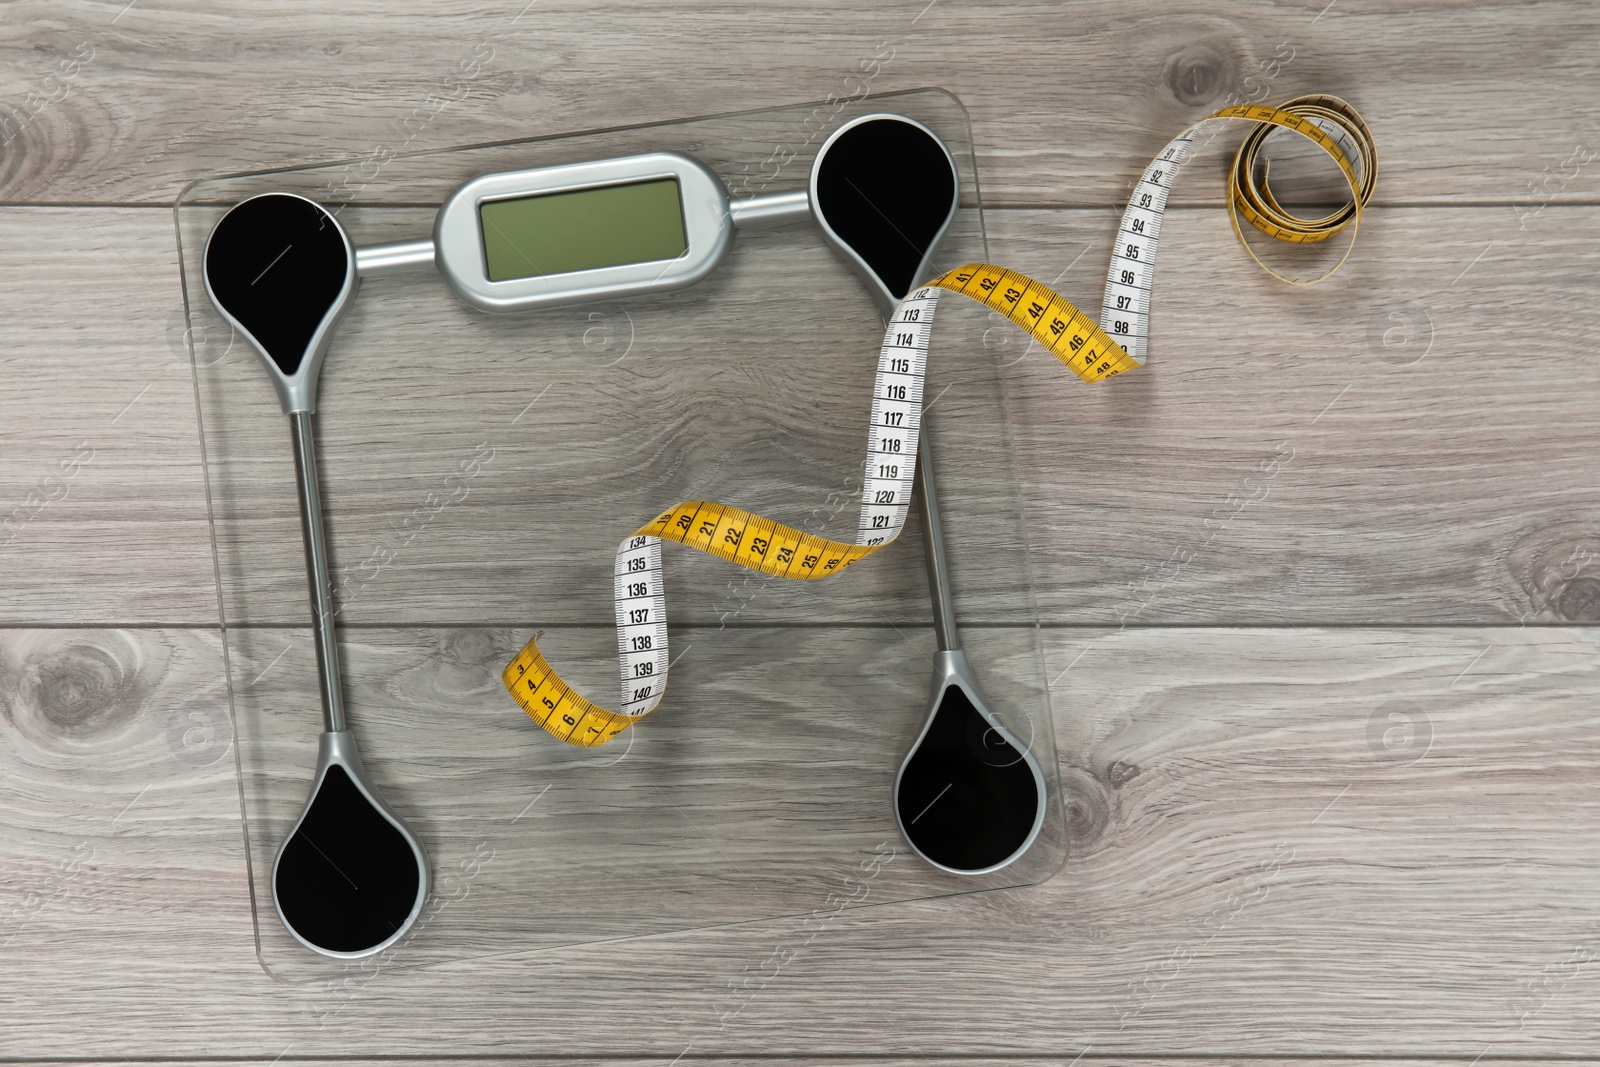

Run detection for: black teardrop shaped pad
[[205, 194, 350, 378], [897, 682, 1039, 872], [814, 118, 957, 300], [275, 764, 421, 954]]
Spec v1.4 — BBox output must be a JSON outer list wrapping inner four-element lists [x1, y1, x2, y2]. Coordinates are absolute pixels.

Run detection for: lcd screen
[[479, 178, 687, 282]]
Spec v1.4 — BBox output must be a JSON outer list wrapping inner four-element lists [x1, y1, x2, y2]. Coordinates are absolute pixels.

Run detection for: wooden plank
[[2, 625, 1598, 1057], [2, 201, 1597, 626], [1, 0, 1595, 207], [990, 201, 1600, 623], [0, 206, 213, 623]]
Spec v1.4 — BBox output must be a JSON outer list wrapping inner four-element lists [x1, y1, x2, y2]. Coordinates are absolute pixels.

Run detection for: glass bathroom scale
[[174, 88, 1066, 981]]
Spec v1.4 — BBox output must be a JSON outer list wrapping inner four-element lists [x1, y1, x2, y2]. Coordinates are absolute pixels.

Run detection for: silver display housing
[[431, 151, 732, 313]]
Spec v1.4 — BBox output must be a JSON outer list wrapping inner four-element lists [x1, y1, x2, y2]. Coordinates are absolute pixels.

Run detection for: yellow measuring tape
[[503, 95, 1378, 746]]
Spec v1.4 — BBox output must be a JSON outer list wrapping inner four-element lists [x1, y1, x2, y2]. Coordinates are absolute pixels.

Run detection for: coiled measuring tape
[[504, 95, 1377, 746]]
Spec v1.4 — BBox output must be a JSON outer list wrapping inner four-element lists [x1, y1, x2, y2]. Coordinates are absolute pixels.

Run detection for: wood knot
[[440, 627, 500, 666], [1108, 759, 1142, 787], [0, 50, 99, 202], [1505, 522, 1600, 621], [2, 631, 148, 744], [1059, 763, 1112, 852], [388, 628, 513, 702], [1163, 43, 1231, 107], [1554, 577, 1600, 622]]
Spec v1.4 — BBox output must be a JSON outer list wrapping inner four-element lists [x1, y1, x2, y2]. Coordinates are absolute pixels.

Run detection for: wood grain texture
[[4, 199, 1599, 628], [1, 1, 1596, 207], [3, 625, 1599, 1059], [3, 199, 1600, 630], [2, 2, 1598, 1062], [0, 206, 212, 622], [988, 203, 1600, 624]]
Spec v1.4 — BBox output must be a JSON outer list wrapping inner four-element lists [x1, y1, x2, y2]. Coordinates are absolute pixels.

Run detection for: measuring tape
[[503, 95, 1377, 746]]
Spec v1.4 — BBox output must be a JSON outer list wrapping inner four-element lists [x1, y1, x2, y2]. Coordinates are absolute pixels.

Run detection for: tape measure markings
[[1104, 97, 1375, 359], [505, 96, 1376, 747]]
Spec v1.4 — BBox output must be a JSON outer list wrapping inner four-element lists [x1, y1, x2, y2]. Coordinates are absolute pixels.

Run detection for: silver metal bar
[[728, 189, 811, 229], [289, 411, 346, 733], [915, 424, 960, 654], [355, 238, 437, 278]]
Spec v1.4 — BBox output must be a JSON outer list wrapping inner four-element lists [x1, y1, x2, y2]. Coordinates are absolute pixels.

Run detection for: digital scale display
[[478, 177, 687, 281]]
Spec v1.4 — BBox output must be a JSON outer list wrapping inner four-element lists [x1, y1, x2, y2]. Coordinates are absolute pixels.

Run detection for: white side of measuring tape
[[1101, 111, 1367, 360]]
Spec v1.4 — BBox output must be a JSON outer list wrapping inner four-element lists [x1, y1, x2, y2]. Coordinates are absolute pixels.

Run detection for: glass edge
[[960, 118, 1071, 883], [932, 106, 1069, 885], [192, 87, 1069, 977], [170, 195, 275, 971], [256, 846, 1054, 984]]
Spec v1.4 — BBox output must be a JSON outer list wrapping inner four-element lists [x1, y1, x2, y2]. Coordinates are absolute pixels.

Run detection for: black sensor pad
[[813, 118, 958, 300], [205, 193, 350, 378], [274, 764, 422, 955], [896, 682, 1040, 873]]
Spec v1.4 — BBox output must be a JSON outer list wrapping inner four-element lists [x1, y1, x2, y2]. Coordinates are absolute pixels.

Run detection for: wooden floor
[[4, 0, 1600, 1062]]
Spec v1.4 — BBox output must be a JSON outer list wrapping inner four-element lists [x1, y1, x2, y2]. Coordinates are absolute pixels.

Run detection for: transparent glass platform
[[175, 88, 1066, 981]]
